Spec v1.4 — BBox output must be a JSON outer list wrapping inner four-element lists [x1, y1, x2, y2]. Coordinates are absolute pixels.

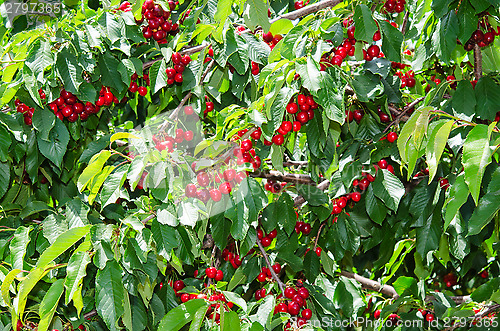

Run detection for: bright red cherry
[[387, 132, 398, 143], [173, 280, 185, 291], [210, 189, 222, 202], [261, 236, 271, 247], [302, 308, 312, 320], [215, 270, 224, 281], [205, 267, 217, 278], [377, 159, 388, 169]]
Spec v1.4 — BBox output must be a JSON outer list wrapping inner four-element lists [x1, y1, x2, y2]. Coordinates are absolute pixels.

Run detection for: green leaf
[[363, 58, 392, 78], [432, 0, 453, 17], [416, 211, 442, 262], [19, 201, 53, 219], [314, 69, 344, 124], [434, 11, 459, 64], [243, 0, 270, 32], [149, 59, 168, 94], [457, 0, 477, 45], [296, 56, 322, 93], [253, 294, 275, 327], [267, 86, 294, 131], [372, 169, 405, 211], [66, 198, 90, 228], [221, 310, 241, 330], [444, 174, 469, 229], [37, 279, 64, 331], [36, 120, 70, 170], [36, 225, 91, 268], [297, 183, 329, 206], [470, 278, 500, 302], [303, 249, 320, 281], [270, 145, 284, 173], [426, 120, 454, 183], [0, 161, 10, 200], [151, 219, 178, 260], [365, 185, 387, 224], [334, 277, 364, 316], [1, 269, 21, 308], [96, 260, 125, 331], [78, 150, 112, 192], [468, 190, 500, 236], [214, 0, 232, 23], [353, 4, 378, 42], [462, 124, 494, 205], [98, 52, 127, 93], [10, 226, 31, 270], [26, 39, 54, 82], [56, 49, 83, 95], [157, 299, 208, 331], [100, 165, 128, 208], [379, 20, 403, 62], [452, 80, 476, 119], [32, 108, 55, 141], [270, 19, 294, 35], [188, 305, 209, 331], [64, 251, 91, 313], [474, 77, 500, 120], [0, 125, 12, 162]]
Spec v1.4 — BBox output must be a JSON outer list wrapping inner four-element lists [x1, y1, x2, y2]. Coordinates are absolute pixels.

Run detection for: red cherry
[[302, 308, 312, 320], [347, 25, 355, 39], [440, 178, 449, 189], [301, 223, 311, 235], [183, 130, 194, 141], [268, 229, 277, 239], [297, 94, 306, 106], [210, 189, 222, 202], [261, 236, 271, 247], [185, 184, 197, 197], [215, 270, 224, 281], [387, 132, 398, 143], [296, 111, 309, 123], [172, 52, 182, 64], [272, 134, 284, 145], [219, 182, 232, 194], [240, 139, 253, 151], [373, 30, 381, 41], [180, 293, 190, 302], [377, 159, 388, 169], [367, 45, 380, 58], [138, 86, 148, 96], [315, 247, 322, 256], [181, 55, 192, 65], [272, 262, 281, 274], [374, 309, 381, 319], [174, 73, 183, 83], [173, 280, 185, 291], [276, 302, 288, 313], [297, 287, 309, 299], [197, 172, 210, 187], [205, 267, 217, 278], [426, 314, 434, 322], [293, 121, 301, 131], [287, 301, 300, 315], [257, 272, 267, 282], [286, 103, 298, 114]]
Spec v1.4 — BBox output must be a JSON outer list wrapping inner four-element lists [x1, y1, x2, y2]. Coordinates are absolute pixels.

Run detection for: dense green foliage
[[0, 0, 500, 330]]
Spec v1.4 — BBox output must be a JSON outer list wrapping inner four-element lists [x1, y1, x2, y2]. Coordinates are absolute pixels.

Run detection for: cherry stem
[[256, 237, 285, 296], [313, 222, 326, 251]]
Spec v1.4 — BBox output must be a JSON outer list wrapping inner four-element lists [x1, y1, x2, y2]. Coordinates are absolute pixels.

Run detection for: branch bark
[[340, 270, 400, 299], [250, 170, 317, 185], [256, 238, 285, 295], [473, 44, 483, 81]]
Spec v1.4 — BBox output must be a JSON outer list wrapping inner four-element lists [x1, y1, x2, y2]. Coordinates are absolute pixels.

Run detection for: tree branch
[[383, 97, 425, 133], [250, 170, 317, 185], [294, 179, 330, 207], [340, 270, 399, 299], [256, 238, 285, 295], [401, 10, 410, 35], [473, 44, 483, 81]]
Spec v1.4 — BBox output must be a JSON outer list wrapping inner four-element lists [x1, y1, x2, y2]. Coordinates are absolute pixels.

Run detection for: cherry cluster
[[383, 0, 406, 13], [276, 285, 311, 329], [221, 247, 242, 269], [346, 109, 364, 123], [320, 26, 356, 68], [233, 129, 262, 170], [138, 0, 179, 43], [128, 73, 149, 96], [257, 228, 277, 248], [352, 159, 394, 191], [15, 99, 36, 126], [49, 89, 100, 123], [203, 47, 215, 64], [395, 69, 416, 89], [417, 309, 436, 322], [185, 168, 247, 203], [256, 262, 281, 282], [165, 53, 191, 85], [264, 94, 317, 146], [463, 27, 498, 51], [294, 220, 311, 235], [264, 180, 286, 193], [205, 267, 224, 281], [443, 272, 458, 287], [262, 31, 283, 50], [305, 246, 322, 256]]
